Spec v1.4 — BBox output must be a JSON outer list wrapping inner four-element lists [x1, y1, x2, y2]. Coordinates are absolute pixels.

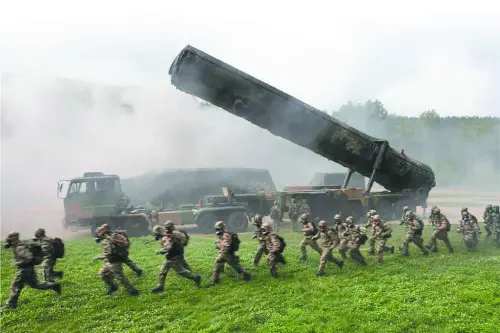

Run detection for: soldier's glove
[[156, 250, 167, 255]]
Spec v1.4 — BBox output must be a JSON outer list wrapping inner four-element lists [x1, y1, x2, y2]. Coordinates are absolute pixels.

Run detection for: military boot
[[135, 269, 143, 278], [52, 283, 62, 295], [151, 285, 164, 293], [107, 284, 118, 293], [129, 288, 139, 296], [206, 279, 220, 288], [0, 303, 16, 310], [243, 272, 252, 281], [53, 271, 64, 279], [194, 275, 202, 288], [316, 271, 326, 277], [377, 254, 383, 264]]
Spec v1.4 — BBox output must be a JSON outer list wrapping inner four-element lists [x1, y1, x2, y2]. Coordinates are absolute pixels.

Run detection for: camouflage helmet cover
[[95, 224, 111, 237], [300, 213, 309, 220], [153, 225, 165, 234], [261, 222, 272, 232], [333, 214, 342, 220], [165, 221, 175, 230], [215, 221, 226, 229], [34, 228, 46, 238], [6, 232, 20, 242]]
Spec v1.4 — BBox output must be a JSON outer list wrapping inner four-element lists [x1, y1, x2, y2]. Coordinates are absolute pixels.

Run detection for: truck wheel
[[125, 218, 149, 237], [227, 212, 248, 233], [197, 213, 218, 233]]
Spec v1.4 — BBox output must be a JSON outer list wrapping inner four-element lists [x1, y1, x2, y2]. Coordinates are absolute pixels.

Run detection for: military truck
[[58, 172, 151, 237], [168, 45, 436, 221]]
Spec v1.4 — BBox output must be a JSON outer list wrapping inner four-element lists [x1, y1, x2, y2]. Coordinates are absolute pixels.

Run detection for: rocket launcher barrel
[[168, 45, 436, 199]]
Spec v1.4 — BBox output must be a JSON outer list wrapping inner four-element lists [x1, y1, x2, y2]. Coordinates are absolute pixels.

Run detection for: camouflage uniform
[[483, 205, 493, 239], [270, 201, 282, 232], [336, 216, 351, 260], [400, 212, 429, 256], [209, 221, 251, 285], [95, 225, 139, 295], [33, 228, 63, 282], [492, 206, 500, 247], [261, 223, 286, 277], [152, 223, 201, 292], [457, 211, 481, 251], [252, 215, 268, 266], [345, 219, 368, 265], [2, 232, 61, 309], [298, 202, 312, 216], [365, 212, 394, 256], [399, 206, 410, 227], [288, 199, 299, 232], [299, 214, 322, 261], [461, 207, 480, 234], [426, 206, 454, 254], [312, 220, 344, 276], [371, 215, 395, 263]]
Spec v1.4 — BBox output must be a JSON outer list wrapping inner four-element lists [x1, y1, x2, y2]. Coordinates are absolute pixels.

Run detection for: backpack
[[275, 234, 287, 253], [178, 230, 190, 246], [51, 238, 65, 259], [310, 221, 319, 234], [109, 232, 130, 258], [228, 232, 240, 253], [28, 243, 44, 266]]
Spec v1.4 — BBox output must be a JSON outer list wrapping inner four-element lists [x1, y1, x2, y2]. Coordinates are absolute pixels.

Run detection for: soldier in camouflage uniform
[[461, 207, 480, 231], [400, 211, 429, 257], [2, 232, 61, 309], [457, 211, 481, 251], [208, 221, 252, 286], [312, 220, 344, 276], [298, 200, 312, 216], [299, 213, 322, 261], [261, 223, 287, 277], [33, 228, 63, 282], [365, 211, 394, 256], [252, 214, 268, 266], [336, 215, 351, 260], [151, 222, 201, 293], [270, 201, 282, 232], [94, 224, 139, 295], [483, 205, 493, 239], [371, 215, 394, 263], [288, 199, 300, 232], [95, 224, 143, 277], [153, 222, 192, 270], [492, 205, 500, 247], [399, 206, 410, 227], [344, 218, 368, 265], [426, 206, 454, 254]]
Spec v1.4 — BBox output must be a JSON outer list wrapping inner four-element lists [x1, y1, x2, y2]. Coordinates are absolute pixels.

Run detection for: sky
[[0, 0, 499, 234]]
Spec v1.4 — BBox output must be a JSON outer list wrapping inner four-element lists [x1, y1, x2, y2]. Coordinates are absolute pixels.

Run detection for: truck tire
[[124, 217, 149, 237], [227, 211, 248, 233], [197, 213, 218, 233]]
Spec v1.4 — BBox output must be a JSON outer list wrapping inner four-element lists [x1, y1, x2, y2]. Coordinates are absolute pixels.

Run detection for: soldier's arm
[[221, 233, 232, 254], [311, 230, 320, 241], [95, 240, 110, 259]]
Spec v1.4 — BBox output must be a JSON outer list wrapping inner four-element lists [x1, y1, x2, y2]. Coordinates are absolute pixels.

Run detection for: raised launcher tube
[[168, 45, 436, 202]]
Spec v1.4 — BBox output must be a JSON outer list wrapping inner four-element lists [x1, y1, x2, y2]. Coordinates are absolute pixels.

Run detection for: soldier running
[[299, 213, 322, 261], [312, 220, 344, 276], [270, 201, 282, 232], [366, 212, 394, 256], [345, 218, 368, 265], [371, 215, 395, 263], [400, 211, 429, 257], [208, 221, 252, 286], [1, 232, 61, 310], [336, 215, 351, 260], [261, 223, 287, 277], [94, 224, 139, 295], [483, 205, 493, 239], [426, 206, 454, 254], [457, 211, 481, 251], [151, 223, 201, 293], [33, 228, 64, 282], [252, 214, 268, 266], [288, 199, 300, 232]]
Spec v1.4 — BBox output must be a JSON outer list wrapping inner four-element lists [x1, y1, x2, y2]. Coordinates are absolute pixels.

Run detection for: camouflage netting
[[121, 168, 276, 209], [309, 172, 366, 189]]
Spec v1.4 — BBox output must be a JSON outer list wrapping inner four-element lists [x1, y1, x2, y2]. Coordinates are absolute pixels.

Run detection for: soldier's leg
[[24, 267, 60, 294], [253, 242, 266, 266], [6, 270, 25, 308], [172, 257, 201, 287], [338, 239, 348, 260], [317, 247, 328, 275], [439, 233, 454, 254], [426, 230, 439, 252], [41, 258, 57, 282], [326, 246, 343, 267], [210, 255, 226, 283], [367, 236, 376, 255], [485, 225, 492, 238], [299, 239, 308, 261], [495, 231, 500, 247], [111, 262, 138, 295], [227, 254, 252, 280], [309, 240, 323, 255], [348, 244, 367, 265], [124, 256, 143, 277], [413, 236, 429, 255], [268, 253, 278, 277], [153, 259, 171, 292], [99, 262, 117, 292], [400, 233, 412, 256], [376, 239, 387, 263]]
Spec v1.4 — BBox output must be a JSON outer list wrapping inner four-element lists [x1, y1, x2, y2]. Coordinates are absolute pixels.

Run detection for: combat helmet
[[318, 220, 327, 229], [300, 213, 310, 223], [261, 223, 273, 234], [34, 228, 46, 239], [165, 220, 175, 231], [215, 221, 226, 235], [4, 232, 20, 249]]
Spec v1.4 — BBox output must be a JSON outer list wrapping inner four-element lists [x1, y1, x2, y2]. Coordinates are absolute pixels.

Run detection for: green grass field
[[1, 227, 500, 333]]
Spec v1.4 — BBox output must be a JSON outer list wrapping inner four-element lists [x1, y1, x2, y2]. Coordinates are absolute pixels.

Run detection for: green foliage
[[2, 228, 500, 332], [332, 100, 500, 188]]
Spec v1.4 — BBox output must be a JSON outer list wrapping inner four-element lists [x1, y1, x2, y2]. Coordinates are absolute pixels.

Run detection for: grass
[[1, 226, 500, 333]]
